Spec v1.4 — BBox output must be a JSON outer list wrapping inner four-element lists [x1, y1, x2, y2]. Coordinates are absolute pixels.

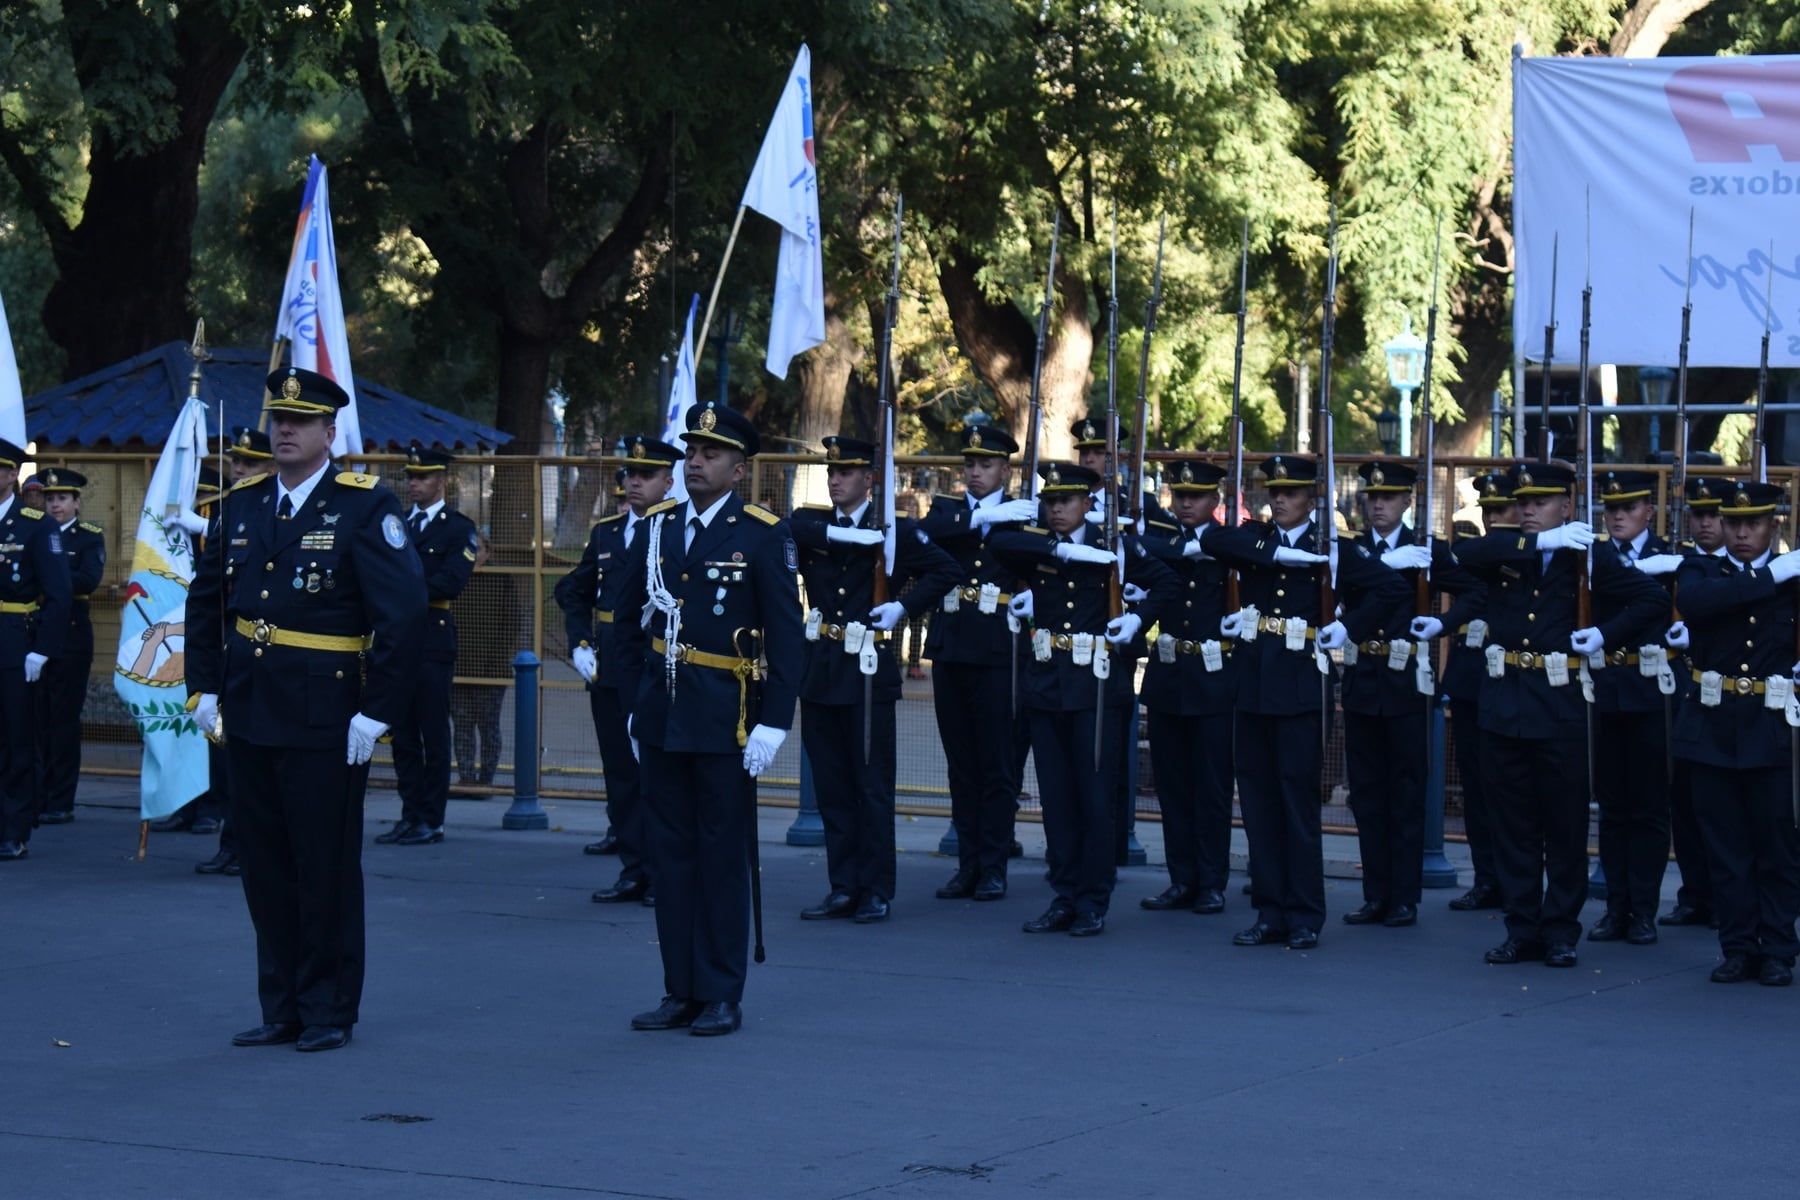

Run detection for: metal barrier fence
[[50, 448, 1800, 842]]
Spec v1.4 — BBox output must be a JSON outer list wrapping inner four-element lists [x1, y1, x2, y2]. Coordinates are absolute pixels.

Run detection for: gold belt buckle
[[1361, 640, 1383, 655], [1516, 651, 1537, 670], [825, 623, 844, 641], [1607, 649, 1627, 666], [959, 586, 979, 602], [1735, 675, 1756, 696], [251, 619, 273, 646], [1177, 639, 1197, 655], [673, 642, 694, 664], [1051, 634, 1073, 651]]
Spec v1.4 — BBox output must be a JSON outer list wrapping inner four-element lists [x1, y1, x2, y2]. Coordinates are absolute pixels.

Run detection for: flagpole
[[695, 205, 748, 358], [256, 338, 287, 434]]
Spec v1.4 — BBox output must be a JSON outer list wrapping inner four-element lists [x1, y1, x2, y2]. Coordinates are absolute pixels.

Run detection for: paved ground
[[5, 778, 1796, 1199]]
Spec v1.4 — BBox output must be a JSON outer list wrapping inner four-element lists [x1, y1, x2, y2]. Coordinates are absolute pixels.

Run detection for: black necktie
[[837, 515, 855, 528], [277, 495, 293, 521], [1619, 543, 1634, 565], [412, 510, 428, 535], [686, 516, 701, 551]]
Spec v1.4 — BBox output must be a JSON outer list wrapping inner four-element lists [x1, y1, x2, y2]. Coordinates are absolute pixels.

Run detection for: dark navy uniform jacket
[[1340, 527, 1484, 718], [1588, 532, 1674, 716], [1670, 551, 1798, 771], [186, 470, 428, 749], [1137, 519, 1246, 718], [57, 519, 106, 661], [989, 526, 1175, 711], [1454, 529, 1667, 740], [917, 493, 1030, 668], [789, 506, 959, 706], [409, 505, 478, 664], [0, 496, 72, 661], [555, 510, 652, 692], [615, 494, 805, 754]]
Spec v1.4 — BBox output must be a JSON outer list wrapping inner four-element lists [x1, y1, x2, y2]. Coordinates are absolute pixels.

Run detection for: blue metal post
[[502, 651, 549, 830], [786, 747, 825, 846], [1421, 695, 1457, 887], [938, 821, 959, 856]]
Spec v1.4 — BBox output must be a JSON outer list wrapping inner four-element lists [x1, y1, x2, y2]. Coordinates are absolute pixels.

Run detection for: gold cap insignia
[[1179, 463, 1194, 484], [1603, 476, 1621, 496], [1047, 465, 1062, 486], [408, 447, 421, 465], [1480, 478, 1497, 497], [1272, 458, 1289, 480], [699, 406, 717, 432], [282, 376, 302, 401], [43, 471, 57, 488], [968, 427, 983, 450], [236, 430, 251, 448], [631, 437, 645, 459], [1697, 481, 1713, 499], [1736, 490, 1752, 508], [1518, 469, 1534, 489], [1080, 421, 1096, 441], [1370, 466, 1385, 487], [826, 441, 841, 460]]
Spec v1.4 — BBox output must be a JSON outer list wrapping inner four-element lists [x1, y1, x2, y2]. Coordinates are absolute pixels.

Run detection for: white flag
[[0, 288, 26, 447], [741, 45, 826, 378], [274, 156, 363, 456], [660, 295, 700, 502]]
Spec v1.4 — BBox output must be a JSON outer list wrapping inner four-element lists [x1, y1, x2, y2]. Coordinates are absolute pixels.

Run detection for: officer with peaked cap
[[185, 367, 427, 1050], [229, 426, 273, 478], [35, 469, 106, 826], [1070, 415, 1170, 529]]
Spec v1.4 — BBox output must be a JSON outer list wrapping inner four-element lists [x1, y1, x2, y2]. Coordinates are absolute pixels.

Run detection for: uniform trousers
[[0, 657, 42, 844], [1449, 697, 1498, 892], [1690, 763, 1800, 962], [933, 660, 1021, 878], [208, 739, 236, 857], [1594, 709, 1672, 920], [391, 659, 453, 829], [1667, 756, 1713, 916], [40, 651, 91, 815], [801, 698, 898, 902], [1483, 729, 1588, 947], [227, 739, 368, 1027], [1234, 712, 1326, 932], [642, 744, 752, 1004], [1145, 709, 1233, 893], [589, 680, 648, 885], [1029, 705, 1121, 915], [1345, 707, 1427, 908], [451, 683, 504, 785]]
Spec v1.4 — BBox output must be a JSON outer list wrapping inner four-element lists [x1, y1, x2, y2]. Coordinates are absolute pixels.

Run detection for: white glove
[[973, 498, 1038, 527], [1008, 591, 1034, 621], [868, 601, 907, 631], [1104, 612, 1142, 645], [1054, 542, 1117, 566], [1570, 627, 1605, 656], [1409, 616, 1445, 641], [1083, 508, 1105, 526], [1380, 544, 1432, 572], [826, 525, 884, 546], [1220, 611, 1244, 639], [1633, 553, 1683, 577], [571, 645, 597, 683], [742, 724, 786, 778], [23, 652, 46, 683], [1122, 582, 1148, 604], [627, 715, 638, 761], [1665, 621, 1690, 651], [173, 508, 210, 537], [1536, 522, 1595, 552], [1181, 538, 1210, 559], [193, 693, 220, 739], [1770, 550, 1800, 583], [1316, 621, 1348, 651], [347, 712, 388, 766], [1274, 546, 1327, 567]]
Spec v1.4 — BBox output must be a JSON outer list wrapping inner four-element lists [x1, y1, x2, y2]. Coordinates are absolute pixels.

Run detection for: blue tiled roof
[[25, 342, 510, 453]]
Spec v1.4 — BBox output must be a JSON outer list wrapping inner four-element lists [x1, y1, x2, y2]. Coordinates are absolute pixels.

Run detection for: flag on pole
[[0, 288, 27, 448], [660, 295, 701, 503], [113, 394, 210, 820], [741, 45, 826, 379], [274, 155, 363, 457]]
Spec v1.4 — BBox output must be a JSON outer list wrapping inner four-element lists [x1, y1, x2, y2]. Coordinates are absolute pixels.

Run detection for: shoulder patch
[[1147, 520, 1179, 533], [744, 504, 780, 525], [934, 492, 963, 502], [335, 471, 378, 489], [1024, 525, 1048, 535], [645, 499, 679, 517], [228, 472, 270, 495], [79, 521, 103, 534], [19, 506, 42, 519]]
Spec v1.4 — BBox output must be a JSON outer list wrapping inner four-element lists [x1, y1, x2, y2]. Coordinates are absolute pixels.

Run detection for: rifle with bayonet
[[1100, 208, 1122, 759], [1130, 215, 1166, 537], [1226, 218, 1248, 611], [866, 194, 904, 764], [1541, 235, 1559, 462], [1022, 212, 1062, 500], [1318, 207, 1340, 621], [1417, 222, 1442, 623], [1672, 210, 1695, 554]]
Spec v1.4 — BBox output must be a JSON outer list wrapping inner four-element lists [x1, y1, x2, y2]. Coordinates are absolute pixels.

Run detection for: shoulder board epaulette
[[645, 499, 679, 517], [1024, 525, 1049, 535], [335, 471, 378, 489], [744, 504, 780, 525], [1147, 519, 1179, 534], [228, 473, 270, 495], [79, 521, 102, 534], [596, 512, 626, 525], [934, 492, 962, 502], [19, 506, 42, 519]]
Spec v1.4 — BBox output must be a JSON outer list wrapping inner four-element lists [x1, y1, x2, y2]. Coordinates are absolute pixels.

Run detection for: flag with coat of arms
[[741, 45, 826, 379], [275, 155, 363, 458]]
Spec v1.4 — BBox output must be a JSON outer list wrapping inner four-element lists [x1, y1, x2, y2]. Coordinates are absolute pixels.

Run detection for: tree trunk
[[794, 293, 860, 449]]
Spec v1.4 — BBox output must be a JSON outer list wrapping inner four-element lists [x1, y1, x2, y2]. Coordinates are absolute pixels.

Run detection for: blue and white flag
[[275, 155, 363, 455], [660, 295, 700, 502], [741, 45, 826, 378], [0, 287, 26, 447]]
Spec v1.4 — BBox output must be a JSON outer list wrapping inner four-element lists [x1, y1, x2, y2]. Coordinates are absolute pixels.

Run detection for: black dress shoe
[[690, 1001, 742, 1037], [1233, 921, 1288, 946], [1760, 957, 1795, 987], [1287, 927, 1320, 950], [189, 817, 222, 836], [1544, 942, 1579, 968], [1711, 954, 1757, 983], [801, 890, 856, 920], [395, 825, 444, 846], [231, 1022, 301, 1047], [1192, 889, 1225, 914], [1626, 914, 1658, 945], [373, 822, 415, 845], [1141, 884, 1198, 911], [296, 1025, 352, 1052], [584, 833, 620, 856], [1022, 904, 1075, 934], [631, 996, 704, 1030], [1485, 938, 1545, 964], [640, 888, 655, 908], [1449, 884, 1502, 911], [1068, 911, 1105, 937], [853, 896, 890, 924], [592, 878, 650, 903], [973, 871, 1007, 901], [1383, 904, 1418, 927], [37, 810, 73, 825], [195, 849, 238, 875], [1659, 903, 1712, 927], [0, 841, 26, 861], [935, 869, 976, 899], [1342, 902, 1387, 926], [148, 814, 193, 833], [1009, 839, 1024, 859], [1588, 912, 1628, 942]]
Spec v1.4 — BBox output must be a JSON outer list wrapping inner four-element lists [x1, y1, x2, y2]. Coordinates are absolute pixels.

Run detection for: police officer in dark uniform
[[1218, 454, 1409, 950], [991, 462, 1176, 937], [185, 467, 242, 876], [377, 443, 478, 847], [35, 468, 105, 825], [616, 401, 803, 1037], [1137, 459, 1240, 915], [1442, 472, 1515, 911], [919, 424, 1038, 901], [1454, 462, 1666, 969], [1070, 416, 1170, 528], [186, 367, 427, 1050], [1669, 481, 1800, 985], [554, 435, 675, 903], [790, 435, 958, 923], [1340, 459, 1483, 929], [0, 438, 72, 860]]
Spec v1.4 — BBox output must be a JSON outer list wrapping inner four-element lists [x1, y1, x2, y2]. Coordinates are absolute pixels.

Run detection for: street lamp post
[[1383, 316, 1427, 456], [1639, 366, 1673, 458], [1374, 407, 1400, 455]]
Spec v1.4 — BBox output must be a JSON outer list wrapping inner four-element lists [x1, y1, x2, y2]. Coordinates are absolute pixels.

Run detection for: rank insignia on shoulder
[[744, 504, 780, 525], [1147, 520, 1178, 534], [1024, 525, 1048, 535], [597, 512, 625, 525], [20, 507, 42, 519], [79, 521, 102, 534], [645, 499, 679, 517], [336, 471, 378, 489], [229, 473, 270, 494], [382, 513, 408, 548]]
